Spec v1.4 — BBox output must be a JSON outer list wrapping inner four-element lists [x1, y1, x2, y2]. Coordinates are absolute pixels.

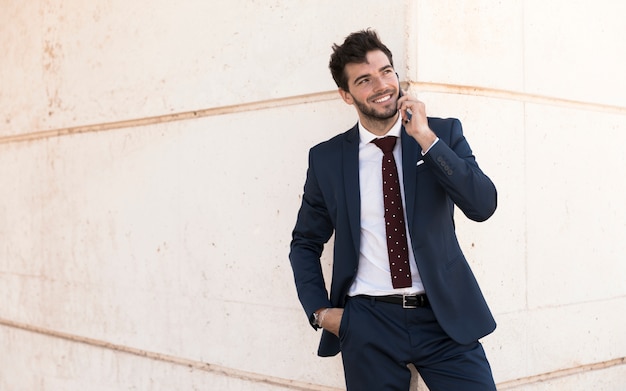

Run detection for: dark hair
[[329, 29, 394, 91]]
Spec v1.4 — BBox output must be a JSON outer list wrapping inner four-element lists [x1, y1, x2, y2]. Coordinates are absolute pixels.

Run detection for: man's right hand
[[320, 308, 344, 337]]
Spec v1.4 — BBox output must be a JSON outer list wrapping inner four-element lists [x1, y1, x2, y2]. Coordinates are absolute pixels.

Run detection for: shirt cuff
[[421, 137, 439, 156]]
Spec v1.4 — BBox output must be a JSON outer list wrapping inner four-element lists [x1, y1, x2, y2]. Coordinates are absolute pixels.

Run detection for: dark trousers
[[339, 295, 497, 391]]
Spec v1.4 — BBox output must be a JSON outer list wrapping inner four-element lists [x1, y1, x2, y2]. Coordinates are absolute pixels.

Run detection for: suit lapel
[[343, 125, 361, 256], [401, 127, 419, 225]]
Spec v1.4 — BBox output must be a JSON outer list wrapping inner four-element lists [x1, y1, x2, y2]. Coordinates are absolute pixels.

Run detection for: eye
[[357, 78, 370, 86]]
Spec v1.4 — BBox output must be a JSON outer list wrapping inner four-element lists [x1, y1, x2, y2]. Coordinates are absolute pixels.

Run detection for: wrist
[[313, 308, 330, 328], [319, 308, 330, 328], [421, 136, 439, 156]]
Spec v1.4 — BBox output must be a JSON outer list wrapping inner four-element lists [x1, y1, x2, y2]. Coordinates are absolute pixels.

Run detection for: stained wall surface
[[1, 1, 625, 390]]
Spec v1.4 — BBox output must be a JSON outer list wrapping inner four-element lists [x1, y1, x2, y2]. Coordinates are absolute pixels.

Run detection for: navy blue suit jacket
[[289, 117, 497, 357]]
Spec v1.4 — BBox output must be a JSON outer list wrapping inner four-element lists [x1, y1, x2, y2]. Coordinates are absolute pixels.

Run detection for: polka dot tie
[[372, 136, 412, 289]]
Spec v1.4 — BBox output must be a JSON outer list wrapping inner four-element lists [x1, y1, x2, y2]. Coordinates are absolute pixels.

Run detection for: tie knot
[[372, 136, 397, 153]]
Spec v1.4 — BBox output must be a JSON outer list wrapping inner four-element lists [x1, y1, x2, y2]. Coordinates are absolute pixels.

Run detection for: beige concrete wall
[[0, 1, 624, 390]]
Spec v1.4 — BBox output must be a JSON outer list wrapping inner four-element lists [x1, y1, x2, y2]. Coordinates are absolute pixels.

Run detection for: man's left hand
[[398, 91, 438, 153]]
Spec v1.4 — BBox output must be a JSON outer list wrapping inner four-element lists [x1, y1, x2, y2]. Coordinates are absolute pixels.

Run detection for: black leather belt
[[356, 294, 428, 308]]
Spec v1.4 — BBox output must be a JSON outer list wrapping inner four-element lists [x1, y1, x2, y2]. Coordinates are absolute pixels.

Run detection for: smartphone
[[398, 89, 412, 122]]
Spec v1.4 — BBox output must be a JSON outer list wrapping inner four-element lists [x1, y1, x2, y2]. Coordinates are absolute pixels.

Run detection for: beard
[[352, 93, 398, 123]]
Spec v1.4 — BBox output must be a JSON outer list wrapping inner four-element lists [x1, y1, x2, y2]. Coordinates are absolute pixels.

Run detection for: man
[[289, 29, 498, 390]]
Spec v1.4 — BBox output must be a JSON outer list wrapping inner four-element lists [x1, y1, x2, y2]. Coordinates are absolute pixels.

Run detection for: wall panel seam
[[0, 317, 343, 391], [497, 357, 626, 389], [1, 83, 624, 146], [1, 317, 624, 389]]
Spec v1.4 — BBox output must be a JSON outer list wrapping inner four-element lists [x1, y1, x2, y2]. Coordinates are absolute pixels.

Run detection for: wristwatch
[[312, 311, 322, 327], [312, 308, 330, 328]]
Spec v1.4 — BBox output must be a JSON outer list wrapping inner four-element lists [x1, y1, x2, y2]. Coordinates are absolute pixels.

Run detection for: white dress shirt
[[348, 115, 426, 297]]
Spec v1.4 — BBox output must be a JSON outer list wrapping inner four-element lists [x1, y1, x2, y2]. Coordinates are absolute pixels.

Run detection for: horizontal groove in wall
[[0, 91, 337, 145], [1, 82, 624, 145], [0, 317, 343, 391], [1, 317, 625, 389], [497, 357, 626, 389], [416, 81, 626, 115]]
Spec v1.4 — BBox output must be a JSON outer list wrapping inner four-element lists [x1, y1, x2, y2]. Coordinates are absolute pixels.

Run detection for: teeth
[[374, 95, 391, 103]]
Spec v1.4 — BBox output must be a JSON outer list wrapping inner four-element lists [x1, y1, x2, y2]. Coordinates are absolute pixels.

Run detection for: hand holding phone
[[397, 89, 412, 124], [397, 87, 437, 151]]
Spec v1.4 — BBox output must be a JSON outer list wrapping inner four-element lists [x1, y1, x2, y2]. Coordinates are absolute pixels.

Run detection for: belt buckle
[[402, 294, 418, 309]]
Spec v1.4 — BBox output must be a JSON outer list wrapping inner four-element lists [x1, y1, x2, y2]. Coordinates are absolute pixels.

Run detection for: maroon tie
[[372, 136, 412, 288]]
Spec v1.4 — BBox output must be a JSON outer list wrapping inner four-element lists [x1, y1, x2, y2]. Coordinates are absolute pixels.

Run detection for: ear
[[338, 88, 354, 105]]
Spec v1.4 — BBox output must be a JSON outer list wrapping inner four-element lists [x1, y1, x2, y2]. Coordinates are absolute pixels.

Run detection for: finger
[[400, 102, 413, 123], [398, 88, 415, 103]]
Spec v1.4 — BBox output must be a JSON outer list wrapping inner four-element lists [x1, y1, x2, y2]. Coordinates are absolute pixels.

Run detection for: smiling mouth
[[372, 93, 394, 104]]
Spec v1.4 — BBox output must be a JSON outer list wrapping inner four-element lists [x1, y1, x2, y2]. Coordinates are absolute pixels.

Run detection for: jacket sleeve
[[424, 118, 497, 222], [289, 149, 334, 328]]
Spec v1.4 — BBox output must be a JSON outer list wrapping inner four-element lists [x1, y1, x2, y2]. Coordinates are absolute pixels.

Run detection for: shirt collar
[[358, 114, 403, 145]]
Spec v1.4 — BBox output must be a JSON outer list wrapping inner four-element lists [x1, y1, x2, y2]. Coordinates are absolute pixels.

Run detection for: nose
[[371, 75, 386, 91]]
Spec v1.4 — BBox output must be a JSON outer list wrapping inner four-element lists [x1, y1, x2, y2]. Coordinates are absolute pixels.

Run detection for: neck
[[359, 112, 399, 136]]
